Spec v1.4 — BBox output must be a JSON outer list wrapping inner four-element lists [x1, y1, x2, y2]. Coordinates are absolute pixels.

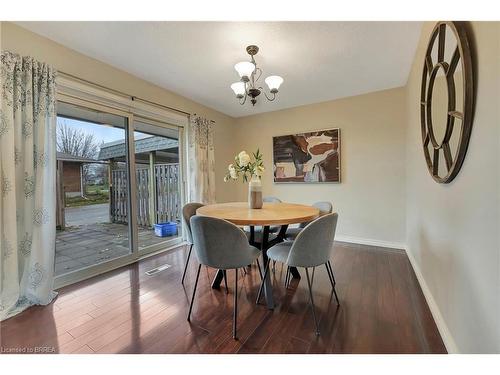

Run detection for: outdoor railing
[[154, 164, 181, 224], [110, 163, 181, 227]]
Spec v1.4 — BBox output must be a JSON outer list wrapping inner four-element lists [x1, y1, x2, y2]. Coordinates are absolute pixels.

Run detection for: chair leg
[[287, 266, 293, 288], [326, 262, 340, 305], [311, 266, 316, 286], [284, 266, 290, 288], [272, 260, 276, 273], [256, 258, 263, 280], [327, 260, 337, 285], [187, 264, 202, 322], [305, 267, 320, 336], [223, 270, 229, 293], [256, 259, 270, 304], [233, 268, 238, 339], [181, 243, 193, 285], [242, 267, 247, 275], [325, 262, 335, 288]]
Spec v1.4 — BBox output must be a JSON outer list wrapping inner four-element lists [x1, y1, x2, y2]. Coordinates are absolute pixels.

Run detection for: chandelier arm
[[250, 71, 256, 88], [259, 87, 277, 102], [253, 67, 262, 83], [239, 92, 247, 105]]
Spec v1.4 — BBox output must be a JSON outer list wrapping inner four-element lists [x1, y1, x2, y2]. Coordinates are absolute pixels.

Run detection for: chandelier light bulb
[[265, 75, 284, 93], [234, 61, 255, 81], [231, 82, 246, 98]]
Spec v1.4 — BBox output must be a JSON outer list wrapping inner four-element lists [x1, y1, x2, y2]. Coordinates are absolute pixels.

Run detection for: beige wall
[[233, 88, 407, 246], [405, 22, 500, 353], [0, 22, 238, 203]]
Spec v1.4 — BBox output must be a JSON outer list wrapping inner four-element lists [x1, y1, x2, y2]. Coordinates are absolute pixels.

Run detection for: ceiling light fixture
[[230, 45, 284, 106]]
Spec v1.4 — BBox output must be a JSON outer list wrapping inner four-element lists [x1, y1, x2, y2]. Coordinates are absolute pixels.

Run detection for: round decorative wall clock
[[420, 21, 474, 183]]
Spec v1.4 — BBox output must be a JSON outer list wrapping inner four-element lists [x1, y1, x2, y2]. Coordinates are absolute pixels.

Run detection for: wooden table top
[[196, 202, 320, 226]]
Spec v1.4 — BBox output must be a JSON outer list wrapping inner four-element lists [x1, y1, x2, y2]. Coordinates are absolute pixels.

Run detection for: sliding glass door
[[55, 100, 134, 279], [133, 117, 184, 254], [54, 97, 185, 286]]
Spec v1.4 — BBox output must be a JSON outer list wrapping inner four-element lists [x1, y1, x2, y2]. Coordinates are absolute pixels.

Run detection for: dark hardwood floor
[[0, 242, 446, 354]]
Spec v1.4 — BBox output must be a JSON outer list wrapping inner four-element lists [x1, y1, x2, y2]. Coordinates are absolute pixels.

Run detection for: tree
[[56, 120, 100, 159], [56, 120, 102, 195]]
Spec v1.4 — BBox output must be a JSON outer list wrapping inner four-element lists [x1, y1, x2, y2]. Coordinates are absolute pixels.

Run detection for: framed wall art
[[273, 128, 340, 183]]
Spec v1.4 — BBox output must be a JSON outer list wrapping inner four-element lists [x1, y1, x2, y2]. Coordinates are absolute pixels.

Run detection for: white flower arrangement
[[224, 149, 265, 183]]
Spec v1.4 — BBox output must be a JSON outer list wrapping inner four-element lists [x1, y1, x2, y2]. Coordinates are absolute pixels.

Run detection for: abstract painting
[[273, 128, 340, 183]]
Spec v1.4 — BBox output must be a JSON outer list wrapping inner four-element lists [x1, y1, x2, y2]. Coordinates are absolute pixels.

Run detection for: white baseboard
[[405, 248, 459, 354], [335, 235, 406, 250]]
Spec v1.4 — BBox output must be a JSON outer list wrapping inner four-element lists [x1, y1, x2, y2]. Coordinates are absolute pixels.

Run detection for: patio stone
[[67, 247, 104, 259], [55, 259, 86, 275], [78, 254, 111, 266], [55, 221, 180, 276]]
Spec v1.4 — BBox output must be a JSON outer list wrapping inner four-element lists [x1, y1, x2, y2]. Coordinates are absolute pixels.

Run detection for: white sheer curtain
[[187, 116, 216, 204], [0, 51, 57, 320]]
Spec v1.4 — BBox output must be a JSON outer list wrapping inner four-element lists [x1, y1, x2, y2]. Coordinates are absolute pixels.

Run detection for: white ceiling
[[16, 22, 422, 118]]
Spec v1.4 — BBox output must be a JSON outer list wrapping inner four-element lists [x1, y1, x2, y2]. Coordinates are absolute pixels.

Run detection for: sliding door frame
[[133, 114, 186, 257], [54, 93, 186, 289]]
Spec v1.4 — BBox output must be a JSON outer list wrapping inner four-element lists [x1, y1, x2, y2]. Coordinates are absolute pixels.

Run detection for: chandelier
[[230, 45, 284, 106]]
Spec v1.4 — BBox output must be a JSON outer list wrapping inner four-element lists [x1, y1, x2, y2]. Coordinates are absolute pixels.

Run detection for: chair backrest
[[190, 215, 252, 269], [263, 196, 282, 203], [182, 203, 204, 244], [299, 201, 333, 228], [287, 213, 338, 268]]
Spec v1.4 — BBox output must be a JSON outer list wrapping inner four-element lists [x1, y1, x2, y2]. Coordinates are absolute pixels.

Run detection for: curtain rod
[[58, 71, 192, 117]]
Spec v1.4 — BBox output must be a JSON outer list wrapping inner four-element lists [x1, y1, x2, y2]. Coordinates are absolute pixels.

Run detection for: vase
[[248, 175, 263, 209]]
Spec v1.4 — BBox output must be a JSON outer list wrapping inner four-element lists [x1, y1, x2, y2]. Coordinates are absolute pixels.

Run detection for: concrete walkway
[[65, 203, 109, 226]]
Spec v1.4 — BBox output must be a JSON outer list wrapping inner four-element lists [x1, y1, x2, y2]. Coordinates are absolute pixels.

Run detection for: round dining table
[[196, 202, 320, 309]]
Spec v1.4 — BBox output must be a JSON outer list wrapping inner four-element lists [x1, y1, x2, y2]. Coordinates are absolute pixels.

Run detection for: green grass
[[86, 184, 109, 193], [65, 185, 110, 207]]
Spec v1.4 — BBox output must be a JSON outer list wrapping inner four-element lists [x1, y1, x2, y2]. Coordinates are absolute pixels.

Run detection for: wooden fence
[[110, 163, 181, 227], [154, 164, 181, 223]]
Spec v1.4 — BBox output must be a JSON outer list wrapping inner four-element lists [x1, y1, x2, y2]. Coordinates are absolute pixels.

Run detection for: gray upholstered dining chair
[[257, 213, 339, 335], [181, 202, 204, 285], [188, 215, 261, 339], [279, 201, 333, 277], [285, 201, 333, 241]]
